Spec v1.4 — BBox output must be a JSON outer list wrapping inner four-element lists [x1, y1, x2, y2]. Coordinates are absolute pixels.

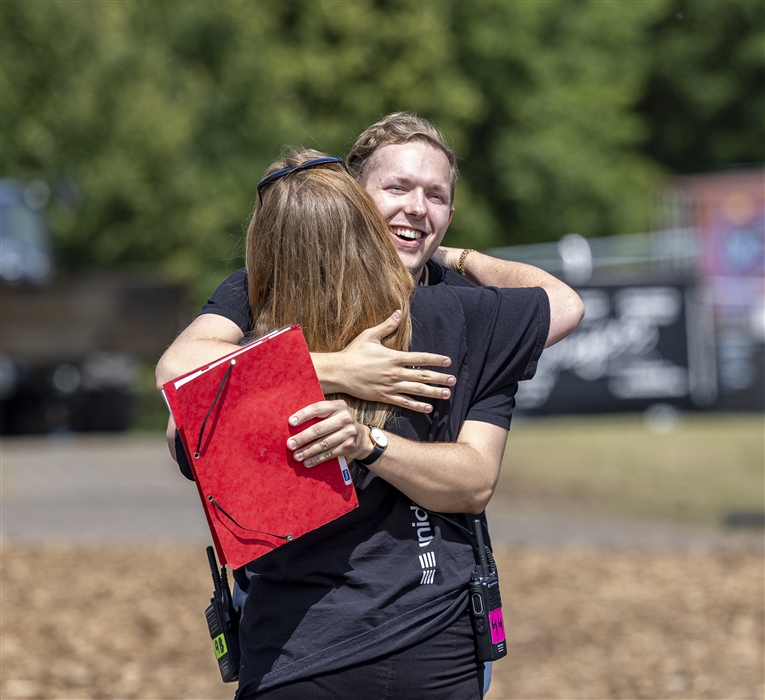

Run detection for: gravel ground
[[2, 542, 762, 700]]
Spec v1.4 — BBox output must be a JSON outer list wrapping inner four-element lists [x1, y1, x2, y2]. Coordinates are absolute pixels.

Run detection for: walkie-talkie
[[205, 546, 241, 682], [468, 518, 507, 662]]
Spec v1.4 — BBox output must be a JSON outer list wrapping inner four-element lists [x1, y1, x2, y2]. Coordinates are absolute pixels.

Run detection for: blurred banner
[[676, 170, 765, 411], [490, 168, 765, 415], [516, 282, 718, 414]]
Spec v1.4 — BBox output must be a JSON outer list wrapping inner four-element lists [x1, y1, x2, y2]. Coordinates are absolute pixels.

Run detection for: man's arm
[[365, 421, 508, 513], [432, 246, 584, 347], [155, 314, 244, 389], [155, 311, 455, 409], [285, 400, 507, 514], [156, 312, 456, 458], [156, 314, 244, 461]]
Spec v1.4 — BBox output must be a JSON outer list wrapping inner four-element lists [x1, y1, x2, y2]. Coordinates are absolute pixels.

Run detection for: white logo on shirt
[[410, 504, 433, 548], [419, 551, 437, 584], [410, 503, 436, 585]]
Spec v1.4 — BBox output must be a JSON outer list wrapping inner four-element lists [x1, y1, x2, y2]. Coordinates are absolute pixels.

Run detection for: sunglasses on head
[[257, 156, 348, 204]]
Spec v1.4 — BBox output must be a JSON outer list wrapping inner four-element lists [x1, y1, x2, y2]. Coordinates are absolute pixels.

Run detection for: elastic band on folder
[[195, 360, 235, 459], [208, 495, 293, 541]]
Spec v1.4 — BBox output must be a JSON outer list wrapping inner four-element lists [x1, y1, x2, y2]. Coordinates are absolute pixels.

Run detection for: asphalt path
[[2, 434, 761, 552], [2, 434, 208, 542]]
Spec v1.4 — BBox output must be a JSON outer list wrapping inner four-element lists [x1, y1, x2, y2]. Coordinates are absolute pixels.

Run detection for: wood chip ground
[[2, 542, 762, 699]]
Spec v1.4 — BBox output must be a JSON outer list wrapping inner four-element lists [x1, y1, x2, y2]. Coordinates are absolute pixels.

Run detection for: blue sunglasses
[[257, 156, 348, 203]]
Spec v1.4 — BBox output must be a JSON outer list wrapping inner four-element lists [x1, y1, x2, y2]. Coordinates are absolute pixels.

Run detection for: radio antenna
[[206, 546, 223, 599], [472, 518, 490, 577]]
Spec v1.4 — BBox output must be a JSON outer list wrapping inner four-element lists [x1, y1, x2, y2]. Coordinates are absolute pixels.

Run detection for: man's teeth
[[392, 228, 423, 240]]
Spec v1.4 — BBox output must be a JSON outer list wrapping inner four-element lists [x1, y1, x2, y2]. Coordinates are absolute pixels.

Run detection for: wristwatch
[[358, 426, 388, 465]]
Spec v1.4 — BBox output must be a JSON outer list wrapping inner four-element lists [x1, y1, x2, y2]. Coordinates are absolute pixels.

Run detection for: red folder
[[163, 325, 358, 568]]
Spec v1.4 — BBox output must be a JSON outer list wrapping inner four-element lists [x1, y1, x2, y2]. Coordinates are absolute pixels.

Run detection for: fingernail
[[295, 452, 303, 461], [289, 416, 298, 425], [287, 439, 296, 449], [447, 376, 456, 385], [442, 389, 451, 398], [304, 459, 313, 467], [425, 405, 433, 413], [393, 310, 401, 320], [443, 358, 451, 366]]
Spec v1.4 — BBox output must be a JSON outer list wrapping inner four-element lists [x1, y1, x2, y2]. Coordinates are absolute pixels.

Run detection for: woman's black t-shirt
[[197, 263, 519, 433], [233, 282, 549, 697]]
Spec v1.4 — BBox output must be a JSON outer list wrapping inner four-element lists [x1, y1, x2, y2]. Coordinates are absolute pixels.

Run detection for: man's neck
[[415, 264, 429, 287]]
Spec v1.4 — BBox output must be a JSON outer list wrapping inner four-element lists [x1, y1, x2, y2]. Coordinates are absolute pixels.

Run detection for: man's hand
[[286, 400, 373, 467], [313, 310, 456, 414]]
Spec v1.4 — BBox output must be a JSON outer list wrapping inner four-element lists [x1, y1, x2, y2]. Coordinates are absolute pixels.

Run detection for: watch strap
[[358, 426, 385, 466]]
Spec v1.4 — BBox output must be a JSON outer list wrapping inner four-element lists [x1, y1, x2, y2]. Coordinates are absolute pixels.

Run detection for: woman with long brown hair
[[246, 151, 413, 432], [234, 148, 550, 700]]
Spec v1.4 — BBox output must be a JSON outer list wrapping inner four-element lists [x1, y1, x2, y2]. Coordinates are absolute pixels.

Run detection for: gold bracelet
[[458, 248, 476, 277]]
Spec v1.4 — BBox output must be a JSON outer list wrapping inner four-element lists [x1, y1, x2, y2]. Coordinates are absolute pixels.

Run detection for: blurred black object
[[724, 511, 765, 529], [205, 546, 240, 683], [491, 170, 765, 415], [0, 178, 188, 434], [514, 281, 721, 415]]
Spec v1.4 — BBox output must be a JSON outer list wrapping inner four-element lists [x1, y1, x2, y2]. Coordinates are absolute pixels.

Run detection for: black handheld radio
[[205, 546, 241, 683], [468, 518, 507, 662]]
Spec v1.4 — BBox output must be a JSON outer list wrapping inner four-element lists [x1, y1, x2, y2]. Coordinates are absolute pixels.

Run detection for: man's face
[[362, 142, 454, 282]]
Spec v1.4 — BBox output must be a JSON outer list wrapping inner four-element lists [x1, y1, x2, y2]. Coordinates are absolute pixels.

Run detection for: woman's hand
[[286, 399, 373, 468], [312, 310, 456, 414]]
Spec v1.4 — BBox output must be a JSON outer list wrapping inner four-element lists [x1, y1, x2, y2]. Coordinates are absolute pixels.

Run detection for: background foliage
[[2, 0, 762, 293]]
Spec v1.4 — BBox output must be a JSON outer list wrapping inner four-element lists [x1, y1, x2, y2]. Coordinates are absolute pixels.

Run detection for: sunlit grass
[[499, 413, 764, 526]]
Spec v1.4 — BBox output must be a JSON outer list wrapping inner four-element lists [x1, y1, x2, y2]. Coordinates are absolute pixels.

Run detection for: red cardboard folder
[[163, 325, 358, 568]]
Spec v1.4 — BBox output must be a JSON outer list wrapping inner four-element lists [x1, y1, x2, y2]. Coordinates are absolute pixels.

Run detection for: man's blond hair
[[348, 112, 458, 202]]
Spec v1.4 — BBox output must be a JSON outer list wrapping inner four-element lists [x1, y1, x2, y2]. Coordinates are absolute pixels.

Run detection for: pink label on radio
[[489, 609, 505, 644]]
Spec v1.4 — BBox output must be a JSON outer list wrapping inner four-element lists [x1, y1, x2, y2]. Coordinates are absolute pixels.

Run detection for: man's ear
[[448, 206, 454, 226]]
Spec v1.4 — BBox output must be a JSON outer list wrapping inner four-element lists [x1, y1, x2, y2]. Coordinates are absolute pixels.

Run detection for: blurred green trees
[[2, 0, 762, 288]]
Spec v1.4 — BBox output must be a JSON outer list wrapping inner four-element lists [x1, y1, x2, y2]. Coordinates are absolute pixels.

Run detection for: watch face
[[371, 427, 387, 447]]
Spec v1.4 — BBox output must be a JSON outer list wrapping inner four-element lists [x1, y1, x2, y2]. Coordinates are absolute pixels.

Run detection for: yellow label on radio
[[213, 633, 228, 659]]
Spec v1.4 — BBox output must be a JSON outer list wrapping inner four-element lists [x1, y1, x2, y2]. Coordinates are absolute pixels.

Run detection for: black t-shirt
[[234, 283, 549, 696], [174, 260, 517, 482], [198, 261, 514, 430]]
